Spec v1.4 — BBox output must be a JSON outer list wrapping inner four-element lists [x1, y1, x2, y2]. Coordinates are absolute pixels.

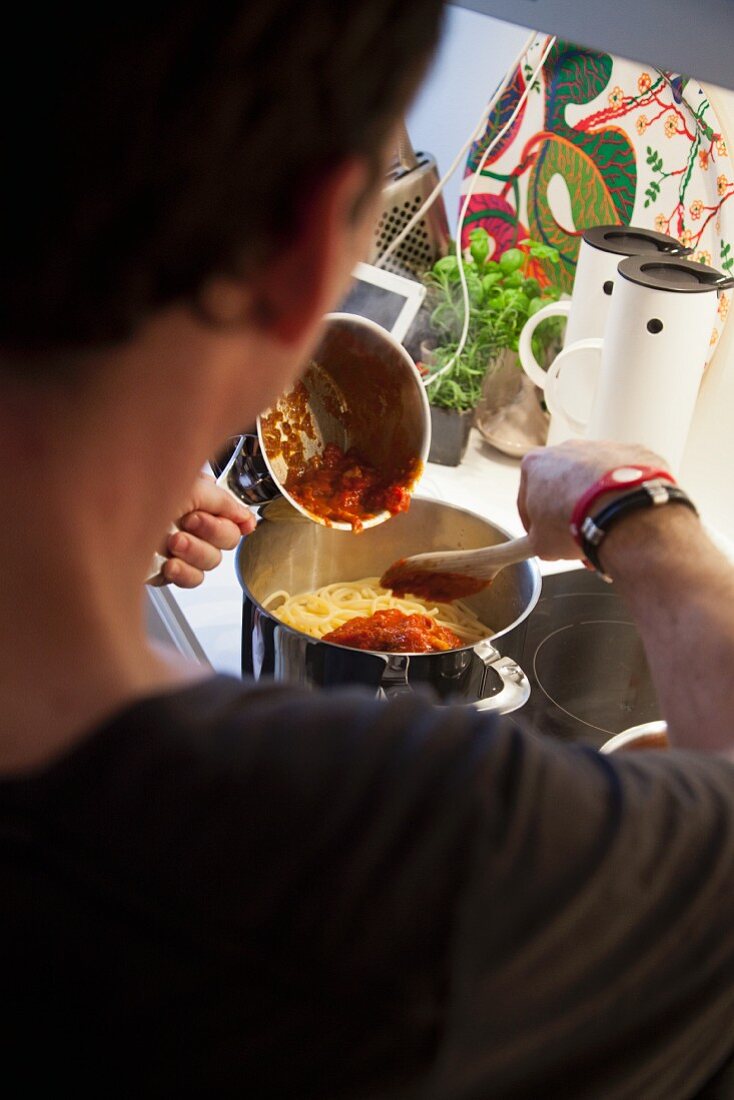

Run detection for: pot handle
[[378, 646, 530, 714], [214, 433, 281, 507], [472, 640, 531, 715], [377, 654, 413, 699], [147, 434, 278, 583]]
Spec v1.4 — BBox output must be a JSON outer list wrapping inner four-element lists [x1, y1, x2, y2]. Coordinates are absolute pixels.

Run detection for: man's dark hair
[[1, 2, 444, 359]]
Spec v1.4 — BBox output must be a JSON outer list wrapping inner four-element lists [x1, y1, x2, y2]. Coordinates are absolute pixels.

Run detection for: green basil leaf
[[499, 248, 525, 274]]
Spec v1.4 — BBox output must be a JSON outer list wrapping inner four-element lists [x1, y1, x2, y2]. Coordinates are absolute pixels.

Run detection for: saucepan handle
[[213, 433, 281, 507], [471, 640, 531, 714], [377, 645, 530, 714], [147, 434, 277, 584], [377, 654, 413, 699]]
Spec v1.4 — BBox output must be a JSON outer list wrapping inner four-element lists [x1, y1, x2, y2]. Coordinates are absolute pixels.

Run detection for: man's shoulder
[[35, 675, 505, 859], [110, 673, 495, 779], [29, 675, 509, 936]]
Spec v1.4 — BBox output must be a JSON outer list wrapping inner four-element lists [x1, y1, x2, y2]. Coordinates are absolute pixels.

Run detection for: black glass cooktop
[[515, 568, 660, 748]]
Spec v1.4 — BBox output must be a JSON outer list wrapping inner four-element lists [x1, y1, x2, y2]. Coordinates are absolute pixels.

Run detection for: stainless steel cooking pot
[[236, 496, 541, 714]]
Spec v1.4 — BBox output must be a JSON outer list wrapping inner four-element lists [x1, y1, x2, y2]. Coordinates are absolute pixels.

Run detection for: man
[[1, 4, 733, 1096]]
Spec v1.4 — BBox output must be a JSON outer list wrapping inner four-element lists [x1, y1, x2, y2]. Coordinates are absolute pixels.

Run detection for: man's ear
[[249, 158, 374, 345]]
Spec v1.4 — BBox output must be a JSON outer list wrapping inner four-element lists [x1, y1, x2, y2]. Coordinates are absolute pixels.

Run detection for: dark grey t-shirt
[[2, 675, 734, 1097]]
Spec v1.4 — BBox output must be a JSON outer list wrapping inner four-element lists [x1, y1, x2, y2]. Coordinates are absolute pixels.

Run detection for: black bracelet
[[580, 481, 698, 581]]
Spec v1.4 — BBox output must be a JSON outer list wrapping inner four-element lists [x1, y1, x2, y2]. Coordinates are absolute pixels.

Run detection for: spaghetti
[[262, 576, 490, 647]]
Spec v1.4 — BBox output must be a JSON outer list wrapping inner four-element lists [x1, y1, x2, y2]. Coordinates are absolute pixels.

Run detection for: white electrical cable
[[376, 29, 538, 271], [425, 33, 557, 389]]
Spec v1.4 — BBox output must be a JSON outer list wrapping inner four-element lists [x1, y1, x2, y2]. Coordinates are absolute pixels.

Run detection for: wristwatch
[[570, 466, 697, 582]]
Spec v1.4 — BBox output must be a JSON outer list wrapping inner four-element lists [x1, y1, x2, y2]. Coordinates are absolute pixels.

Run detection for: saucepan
[[599, 720, 669, 753], [236, 496, 541, 714], [212, 312, 431, 521], [256, 311, 431, 529]]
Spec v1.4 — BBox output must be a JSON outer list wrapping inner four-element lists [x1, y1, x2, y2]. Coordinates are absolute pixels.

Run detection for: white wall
[[407, 8, 734, 541]]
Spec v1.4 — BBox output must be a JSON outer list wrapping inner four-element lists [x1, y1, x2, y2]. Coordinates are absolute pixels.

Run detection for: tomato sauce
[[380, 560, 490, 603], [286, 443, 417, 532], [323, 609, 462, 652]]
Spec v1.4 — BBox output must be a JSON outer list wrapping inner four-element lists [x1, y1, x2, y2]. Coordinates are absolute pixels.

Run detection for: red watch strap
[[570, 465, 675, 541]]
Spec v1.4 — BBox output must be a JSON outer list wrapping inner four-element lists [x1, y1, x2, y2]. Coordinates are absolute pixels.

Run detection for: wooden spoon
[[380, 535, 534, 602]]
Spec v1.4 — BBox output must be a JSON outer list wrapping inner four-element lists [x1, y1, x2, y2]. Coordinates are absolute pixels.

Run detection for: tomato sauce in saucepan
[[323, 609, 462, 653], [286, 443, 417, 532]]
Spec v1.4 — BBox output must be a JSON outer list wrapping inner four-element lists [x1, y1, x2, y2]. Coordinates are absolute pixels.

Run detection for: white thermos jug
[[519, 225, 690, 443], [545, 255, 734, 472]]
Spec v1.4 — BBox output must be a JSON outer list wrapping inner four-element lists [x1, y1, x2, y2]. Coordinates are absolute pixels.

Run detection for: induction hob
[[512, 568, 659, 748]]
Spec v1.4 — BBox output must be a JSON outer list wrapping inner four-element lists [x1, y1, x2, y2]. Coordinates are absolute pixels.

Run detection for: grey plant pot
[[428, 405, 475, 466]]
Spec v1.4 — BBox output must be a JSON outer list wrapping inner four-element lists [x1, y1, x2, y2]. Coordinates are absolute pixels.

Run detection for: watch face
[[610, 466, 644, 483]]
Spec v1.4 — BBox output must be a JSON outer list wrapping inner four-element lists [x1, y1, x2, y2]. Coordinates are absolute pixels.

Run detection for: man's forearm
[[601, 507, 734, 755]]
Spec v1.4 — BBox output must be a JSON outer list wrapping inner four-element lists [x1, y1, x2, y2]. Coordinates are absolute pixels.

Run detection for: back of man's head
[[0, 2, 444, 366]]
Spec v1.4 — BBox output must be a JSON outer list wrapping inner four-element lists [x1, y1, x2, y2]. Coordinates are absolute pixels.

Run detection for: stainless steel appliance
[[369, 121, 450, 278], [237, 497, 541, 714]]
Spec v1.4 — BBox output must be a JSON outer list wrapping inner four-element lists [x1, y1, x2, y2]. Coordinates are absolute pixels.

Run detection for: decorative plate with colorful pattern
[[461, 38, 733, 361]]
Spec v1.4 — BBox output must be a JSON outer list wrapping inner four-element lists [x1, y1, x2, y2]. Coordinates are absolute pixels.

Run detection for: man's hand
[[518, 439, 669, 560], [519, 441, 734, 756], [159, 475, 256, 589]]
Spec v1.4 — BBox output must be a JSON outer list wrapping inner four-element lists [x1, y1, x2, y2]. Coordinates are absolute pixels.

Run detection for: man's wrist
[[597, 503, 702, 582], [580, 484, 697, 579]]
